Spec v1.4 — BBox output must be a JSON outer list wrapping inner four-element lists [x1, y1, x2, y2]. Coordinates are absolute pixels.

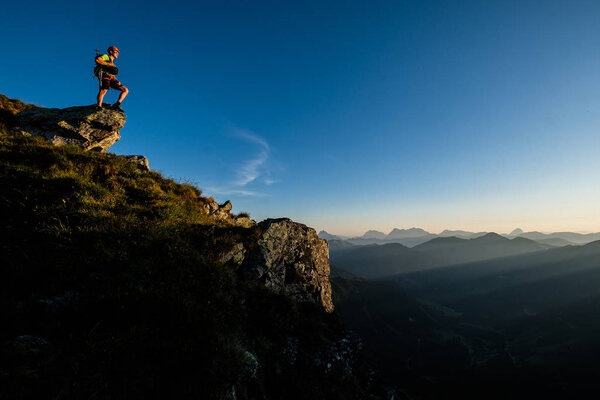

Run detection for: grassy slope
[[0, 95, 368, 400]]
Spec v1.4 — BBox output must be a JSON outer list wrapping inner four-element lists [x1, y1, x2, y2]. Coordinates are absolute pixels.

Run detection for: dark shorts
[[100, 78, 125, 91]]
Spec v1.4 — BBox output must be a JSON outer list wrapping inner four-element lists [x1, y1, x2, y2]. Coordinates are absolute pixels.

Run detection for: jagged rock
[[243, 218, 334, 312], [121, 155, 150, 170], [202, 199, 256, 228], [234, 216, 255, 228], [17, 104, 125, 152], [219, 242, 246, 266], [203, 201, 219, 214], [218, 218, 334, 311], [220, 200, 233, 212]]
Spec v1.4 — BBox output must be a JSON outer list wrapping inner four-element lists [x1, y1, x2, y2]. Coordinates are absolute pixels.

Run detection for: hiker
[[95, 46, 128, 112]]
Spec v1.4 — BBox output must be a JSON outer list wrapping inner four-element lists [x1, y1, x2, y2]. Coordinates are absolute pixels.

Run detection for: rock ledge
[[17, 105, 125, 152]]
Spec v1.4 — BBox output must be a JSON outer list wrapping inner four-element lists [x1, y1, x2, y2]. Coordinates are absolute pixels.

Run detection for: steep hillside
[[0, 94, 375, 399]]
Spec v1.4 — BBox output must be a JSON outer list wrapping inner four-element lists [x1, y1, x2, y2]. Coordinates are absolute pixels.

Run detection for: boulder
[[121, 155, 150, 171], [219, 242, 246, 266], [220, 200, 233, 212], [243, 218, 334, 312], [202, 199, 255, 228], [17, 105, 125, 152]]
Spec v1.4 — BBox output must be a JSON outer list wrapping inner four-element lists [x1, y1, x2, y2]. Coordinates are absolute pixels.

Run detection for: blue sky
[[2, 0, 599, 235]]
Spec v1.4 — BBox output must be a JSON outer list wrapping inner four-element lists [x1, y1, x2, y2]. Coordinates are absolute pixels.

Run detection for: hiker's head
[[108, 46, 120, 58]]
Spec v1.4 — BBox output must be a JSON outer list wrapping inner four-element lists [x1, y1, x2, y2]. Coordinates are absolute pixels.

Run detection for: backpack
[[93, 50, 119, 79]]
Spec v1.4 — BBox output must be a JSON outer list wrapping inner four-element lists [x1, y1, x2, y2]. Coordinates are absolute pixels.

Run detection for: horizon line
[[319, 228, 600, 238]]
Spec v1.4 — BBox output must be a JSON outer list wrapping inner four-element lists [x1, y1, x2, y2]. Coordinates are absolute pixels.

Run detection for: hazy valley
[[327, 229, 600, 398]]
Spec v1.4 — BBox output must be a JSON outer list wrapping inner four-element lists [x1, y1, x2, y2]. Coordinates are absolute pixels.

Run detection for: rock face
[[230, 218, 334, 312], [121, 155, 150, 171], [17, 105, 125, 152], [203, 199, 255, 228]]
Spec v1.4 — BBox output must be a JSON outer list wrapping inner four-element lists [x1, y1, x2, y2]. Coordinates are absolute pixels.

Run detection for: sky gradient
[[2, 0, 599, 236]]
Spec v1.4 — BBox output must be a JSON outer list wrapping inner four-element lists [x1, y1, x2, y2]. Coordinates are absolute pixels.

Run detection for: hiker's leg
[[116, 86, 129, 103], [97, 89, 108, 107]]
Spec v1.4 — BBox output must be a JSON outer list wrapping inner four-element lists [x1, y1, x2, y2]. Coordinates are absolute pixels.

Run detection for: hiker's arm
[[95, 56, 115, 66]]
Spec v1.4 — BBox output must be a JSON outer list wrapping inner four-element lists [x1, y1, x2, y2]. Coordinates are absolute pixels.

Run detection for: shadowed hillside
[[0, 95, 378, 400]]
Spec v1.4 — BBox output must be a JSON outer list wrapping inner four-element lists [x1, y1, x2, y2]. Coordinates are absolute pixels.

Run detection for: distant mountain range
[[331, 239, 600, 397], [319, 228, 600, 248], [387, 227, 429, 239], [393, 239, 600, 306], [330, 233, 554, 279], [318, 230, 343, 241], [439, 229, 487, 239], [329, 243, 432, 279], [507, 230, 600, 244]]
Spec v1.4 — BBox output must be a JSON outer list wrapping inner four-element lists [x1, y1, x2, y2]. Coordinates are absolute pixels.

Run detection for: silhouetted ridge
[[387, 227, 430, 239], [415, 236, 466, 248], [362, 229, 387, 239], [471, 232, 508, 242], [583, 239, 600, 249]]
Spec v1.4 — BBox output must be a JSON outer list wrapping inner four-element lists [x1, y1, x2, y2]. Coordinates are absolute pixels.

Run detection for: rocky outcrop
[[204, 200, 255, 228], [4, 97, 153, 170], [121, 155, 150, 171], [221, 218, 334, 312], [16, 105, 125, 152], [253, 218, 333, 312]]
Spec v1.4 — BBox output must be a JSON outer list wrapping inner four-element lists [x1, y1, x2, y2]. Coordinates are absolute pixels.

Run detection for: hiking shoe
[[112, 103, 124, 113]]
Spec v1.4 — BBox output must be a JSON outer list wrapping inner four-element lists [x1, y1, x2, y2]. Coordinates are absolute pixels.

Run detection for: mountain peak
[[509, 228, 524, 236], [362, 230, 387, 239], [387, 227, 430, 239], [318, 230, 340, 240], [473, 232, 508, 242]]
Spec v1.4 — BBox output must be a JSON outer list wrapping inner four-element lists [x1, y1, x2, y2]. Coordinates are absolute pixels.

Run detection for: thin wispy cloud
[[234, 129, 270, 151], [208, 127, 277, 197], [233, 149, 269, 186], [206, 187, 262, 197]]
